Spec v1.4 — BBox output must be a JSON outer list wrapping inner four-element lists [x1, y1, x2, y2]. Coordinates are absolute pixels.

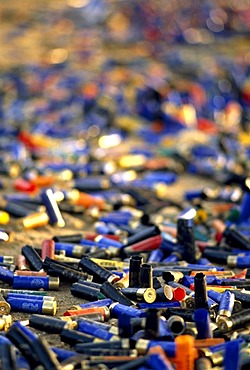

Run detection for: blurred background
[[0, 0, 250, 67], [0, 0, 249, 137]]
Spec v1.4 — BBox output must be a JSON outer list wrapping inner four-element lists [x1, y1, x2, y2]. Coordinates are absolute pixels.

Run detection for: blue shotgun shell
[[94, 235, 123, 248], [51, 347, 77, 361], [95, 222, 110, 235], [99, 215, 132, 226], [181, 275, 218, 287], [209, 338, 244, 353], [224, 339, 240, 370], [40, 188, 65, 227], [138, 302, 181, 309], [79, 238, 105, 246], [6, 297, 56, 315], [54, 242, 88, 257], [186, 264, 225, 271], [5, 293, 55, 301], [239, 192, 250, 223], [194, 308, 213, 339], [70, 298, 114, 310], [197, 258, 211, 265], [227, 255, 250, 268], [147, 249, 164, 263], [207, 289, 222, 304], [159, 318, 174, 338], [217, 291, 235, 319], [162, 253, 181, 263], [77, 319, 117, 341], [0, 266, 14, 285], [143, 171, 177, 184], [232, 249, 250, 255], [12, 275, 59, 290], [184, 189, 204, 201], [110, 303, 144, 318]]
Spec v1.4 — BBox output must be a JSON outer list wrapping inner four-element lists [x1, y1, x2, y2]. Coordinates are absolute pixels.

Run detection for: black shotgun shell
[[194, 272, 209, 309], [139, 263, 153, 288], [6, 323, 40, 368], [32, 335, 62, 370], [79, 256, 119, 284], [60, 329, 96, 345], [0, 342, 18, 370], [177, 208, 198, 263], [223, 225, 250, 251], [123, 225, 160, 247], [21, 244, 43, 271], [129, 255, 142, 288], [29, 315, 69, 334], [46, 262, 90, 283], [100, 281, 134, 306], [71, 283, 106, 301], [121, 287, 156, 303], [53, 234, 83, 243]]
